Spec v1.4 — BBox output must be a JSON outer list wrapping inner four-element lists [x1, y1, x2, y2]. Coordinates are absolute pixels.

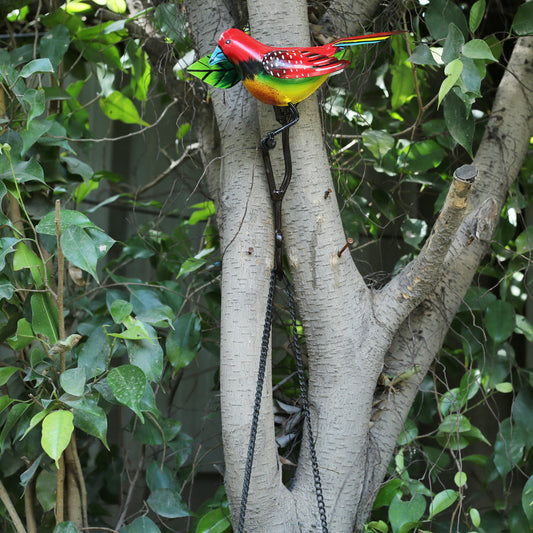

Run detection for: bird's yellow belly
[[243, 75, 329, 106]]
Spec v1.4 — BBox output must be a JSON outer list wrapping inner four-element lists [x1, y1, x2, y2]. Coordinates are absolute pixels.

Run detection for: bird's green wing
[[187, 55, 241, 89]]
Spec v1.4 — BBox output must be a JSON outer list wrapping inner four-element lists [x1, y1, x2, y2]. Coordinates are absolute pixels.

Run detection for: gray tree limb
[[355, 33, 533, 531]]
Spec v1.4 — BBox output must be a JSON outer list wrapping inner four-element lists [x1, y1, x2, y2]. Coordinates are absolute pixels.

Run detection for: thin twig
[[55, 200, 65, 346], [114, 451, 145, 531], [24, 475, 37, 533], [49, 98, 178, 143], [136, 143, 200, 195], [55, 454, 65, 523], [0, 479, 27, 533]]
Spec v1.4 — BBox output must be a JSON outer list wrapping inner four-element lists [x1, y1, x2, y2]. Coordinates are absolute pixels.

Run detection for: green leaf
[[196, 507, 231, 533], [442, 24, 465, 64], [107, 365, 146, 421], [462, 39, 496, 61], [110, 317, 152, 341], [52, 522, 79, 533], [147, 488, 191, 518], [495, 382, 513, 393], [21, 88, 46, 125], [407, 44, 439, 66], [20, 452, 43, 487], [388, 493, 426, 533], [61, 155, 94, 181], [31, 293, 59, 345], [401, 218, 427, 249], [77, 325, 111, 377], [60, 367, 86, 396], [110, 299, 133, 323], [7, 318, 35, 350], [454, 471, 467, 488], [469, 0, 486, 33], [0, 367, 19, 386], [460, 57, 482, 96], [523, 475, 533, 525], [19, 58, 54, 78], [428, 489, 458, 519], [189, 201, 215, 225], [36, 209, 100, 235], [13, 241, 46, 287], [0, 396, 13, 417], [166, 313, 202, 371], [425, 0, 469, 40], [187, 55, 241, 89], [67, 397, 108, 449], [99, 91, 149, 126], [0, 158, 45, 184], [36, 469, 57, 511], [22, 409, 50, 440], [40, 25, 70, 67], [20, 118, 53, 155], [121, 516, 161, 533], [125, 324, 163, 382], [494, 418, 526, 478], [438, 58, 463, 107], [438, 414, 472, 434], [61, 225, 99, 281], [443, 91, 474, 157], [400, 140, 446, 172], [512, 2, 533, 36], [397, 418, 417, 446], [0, 238, 18, 270], [373, 479, 403, 510], [146, 461, 179, 492], [515, 226, 533, 253], [470, 507, 481, 528], [362, 130, 395, 160], [41, 410, 74, 467], [0, 402, 29, 452], [64, 1, 92, 13], [178, 248, 215, 278], [390, 61, 415, 110], [107, 0, 126, 13], [485, 300, 515, 344]]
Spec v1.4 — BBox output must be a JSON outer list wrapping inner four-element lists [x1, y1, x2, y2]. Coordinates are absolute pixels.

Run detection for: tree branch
[[376, 165, 477, 331], [354, 32, 533, 530]]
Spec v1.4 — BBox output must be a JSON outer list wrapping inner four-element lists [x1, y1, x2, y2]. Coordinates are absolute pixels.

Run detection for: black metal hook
[[259, 102, 299, 279]]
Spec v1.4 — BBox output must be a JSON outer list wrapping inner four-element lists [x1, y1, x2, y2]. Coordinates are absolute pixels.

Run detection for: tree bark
[[185, 0, 533, 531]]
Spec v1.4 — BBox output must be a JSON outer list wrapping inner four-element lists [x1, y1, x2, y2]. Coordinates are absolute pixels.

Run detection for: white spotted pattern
[[263, 49, 347, 79]]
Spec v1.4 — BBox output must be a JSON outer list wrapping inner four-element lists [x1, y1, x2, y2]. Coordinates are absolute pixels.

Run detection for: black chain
[[237, 268, 277, 533], [237, 269, 328, 532], [285, 276, 328, 532]]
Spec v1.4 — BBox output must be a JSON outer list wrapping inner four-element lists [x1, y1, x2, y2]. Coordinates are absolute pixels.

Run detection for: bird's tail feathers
[[332, 31, 405, 48]]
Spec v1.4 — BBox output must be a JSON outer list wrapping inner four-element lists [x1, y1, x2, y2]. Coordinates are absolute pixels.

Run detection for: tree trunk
[[185, 0, 533, 531]]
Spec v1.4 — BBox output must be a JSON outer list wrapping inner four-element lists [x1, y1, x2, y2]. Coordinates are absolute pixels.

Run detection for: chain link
[[285, 276, 328, 533], [237, 268, 328, 533], [238, 268, 277, 533]]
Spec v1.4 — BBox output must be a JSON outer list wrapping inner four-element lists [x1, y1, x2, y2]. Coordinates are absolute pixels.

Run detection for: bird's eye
[[225, 39, 231, 44]]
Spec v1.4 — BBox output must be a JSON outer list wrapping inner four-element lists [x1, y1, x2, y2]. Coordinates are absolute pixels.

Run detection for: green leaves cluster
[[0, 5, 220, 532]]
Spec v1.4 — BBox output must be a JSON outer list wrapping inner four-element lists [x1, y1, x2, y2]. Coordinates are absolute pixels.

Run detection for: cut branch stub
[[453, 164, 478, 183]]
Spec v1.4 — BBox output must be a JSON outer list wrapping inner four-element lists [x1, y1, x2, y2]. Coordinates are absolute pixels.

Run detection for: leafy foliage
[[0, 3, 221, 532]]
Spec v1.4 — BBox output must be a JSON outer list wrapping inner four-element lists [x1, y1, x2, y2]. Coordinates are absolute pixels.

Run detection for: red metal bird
[[188, 28, 402, 107]]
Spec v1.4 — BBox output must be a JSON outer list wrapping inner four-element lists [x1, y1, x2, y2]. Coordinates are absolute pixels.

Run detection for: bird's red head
[[214, 28, 267, 64]]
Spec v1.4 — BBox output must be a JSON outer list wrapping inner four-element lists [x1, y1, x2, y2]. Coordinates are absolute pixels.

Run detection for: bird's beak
[[209, 45, 228, 65]]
